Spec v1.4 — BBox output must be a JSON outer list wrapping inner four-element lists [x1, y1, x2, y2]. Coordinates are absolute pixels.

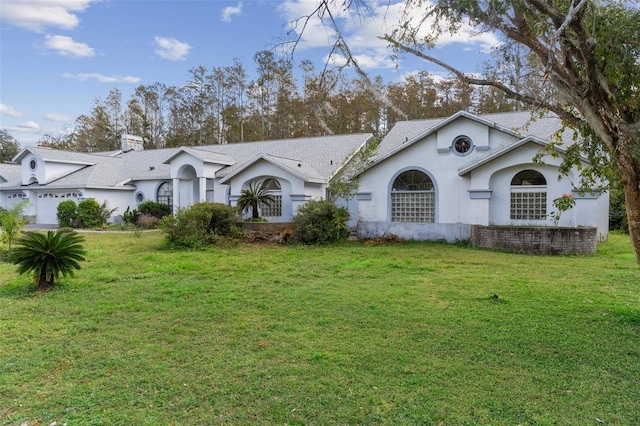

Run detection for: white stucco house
[[0, 133, 373, 226], [0, 110, 609, 242], [355, 110, 609, 242]]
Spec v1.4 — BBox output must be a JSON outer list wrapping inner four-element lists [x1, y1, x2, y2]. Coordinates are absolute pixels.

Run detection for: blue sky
[[0, 0, 499, 146]]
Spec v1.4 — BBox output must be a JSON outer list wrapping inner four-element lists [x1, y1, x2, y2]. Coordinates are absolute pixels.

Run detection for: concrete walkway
[[25, 224, 58, 231]]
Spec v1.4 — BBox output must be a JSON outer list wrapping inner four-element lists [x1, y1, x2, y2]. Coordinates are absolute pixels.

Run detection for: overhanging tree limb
[[382, 35, 580, 126]]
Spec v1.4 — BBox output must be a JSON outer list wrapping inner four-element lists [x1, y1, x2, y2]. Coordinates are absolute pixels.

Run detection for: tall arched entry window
[[391, 170, 435, 222], [260, 178, 282, 217], [510, 170, 547, 220], [157, 181, 173, 207]]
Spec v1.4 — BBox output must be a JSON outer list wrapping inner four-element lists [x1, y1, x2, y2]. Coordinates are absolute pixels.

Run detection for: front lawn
[[0, 233, 638, 425]]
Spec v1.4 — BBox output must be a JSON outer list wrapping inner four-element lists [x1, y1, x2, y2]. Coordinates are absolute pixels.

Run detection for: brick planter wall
[[236, 222, 296, 234], [470, 225, 598, 255]]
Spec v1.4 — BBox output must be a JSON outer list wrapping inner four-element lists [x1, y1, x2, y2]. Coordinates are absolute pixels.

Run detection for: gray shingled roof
[[115, 147, 178, 181], [1, 134, 372, 190], [197, 134, 373, 180], [0, 163, 21, 185], [41, 155, 129, 189]]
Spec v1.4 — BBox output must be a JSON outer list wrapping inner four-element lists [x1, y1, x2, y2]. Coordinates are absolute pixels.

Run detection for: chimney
[[121, 134, 144, 152]]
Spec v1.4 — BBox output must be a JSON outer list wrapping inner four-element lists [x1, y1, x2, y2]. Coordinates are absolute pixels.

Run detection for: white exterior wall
[[1, 191, 28, 211], [212, 181, 230, 204], [80, 189, 133, 225], [131, 180, 163, 205], [357, 133, 478, 241]]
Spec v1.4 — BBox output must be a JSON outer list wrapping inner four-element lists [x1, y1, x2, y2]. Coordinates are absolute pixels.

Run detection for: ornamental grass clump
[[9, 230, 86, 290]]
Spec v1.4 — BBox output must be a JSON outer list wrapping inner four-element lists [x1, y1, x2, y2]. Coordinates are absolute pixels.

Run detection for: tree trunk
[[617, 150, 640, 266], [38, 269, 54, 290]]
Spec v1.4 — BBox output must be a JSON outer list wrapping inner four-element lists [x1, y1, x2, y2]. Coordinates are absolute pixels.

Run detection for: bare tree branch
[[381, 35, 581, 126]]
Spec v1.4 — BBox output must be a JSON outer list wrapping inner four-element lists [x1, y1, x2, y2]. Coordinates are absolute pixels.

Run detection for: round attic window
[[29, 159, 37, 170], [453, 136, 473, 155], [135, 191, 145, 204]]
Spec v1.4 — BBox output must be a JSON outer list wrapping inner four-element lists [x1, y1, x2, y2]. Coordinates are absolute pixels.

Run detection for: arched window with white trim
[[391, 170, 435, 222], [510, 170, 547, 220], [157, 181, 173, 207], [260, 178, 282, 217]]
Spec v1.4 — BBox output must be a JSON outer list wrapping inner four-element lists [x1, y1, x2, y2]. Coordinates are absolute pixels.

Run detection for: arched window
[[510, 170, 547, 220], [260, 178, 282, 217], [157, 181, 173, 207], [391, 170, 435, 222]]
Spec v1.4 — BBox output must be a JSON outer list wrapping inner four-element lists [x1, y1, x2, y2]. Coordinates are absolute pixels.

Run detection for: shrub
[[56, 200, 78, 227], [293, 199, 350, 245], [159, 202, 237, 248], [76, 199, 116, 228], [76, 199, 102, 228], [122, 206, 140, 225], [137, 201, 171, 219]]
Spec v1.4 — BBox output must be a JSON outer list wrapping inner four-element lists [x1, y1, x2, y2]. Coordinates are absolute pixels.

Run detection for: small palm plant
[[236, 181, 275, 219], [10, 230, 86, 290], [0, 200, 29, 253]]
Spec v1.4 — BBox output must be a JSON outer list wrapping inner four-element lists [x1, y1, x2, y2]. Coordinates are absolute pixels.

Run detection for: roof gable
[[13, 146, 101, 166], [162, 146, 235, 165], [219, 154, 324, 184], [365, 110, 574, 175]]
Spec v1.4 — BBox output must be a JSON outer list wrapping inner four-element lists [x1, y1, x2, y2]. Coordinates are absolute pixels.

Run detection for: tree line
[[36, 50, 522, 152]]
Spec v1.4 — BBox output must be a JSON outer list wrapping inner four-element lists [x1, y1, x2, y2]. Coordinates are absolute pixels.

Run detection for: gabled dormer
[[13, 147, 95, 186], [435, 111, 491, 153]]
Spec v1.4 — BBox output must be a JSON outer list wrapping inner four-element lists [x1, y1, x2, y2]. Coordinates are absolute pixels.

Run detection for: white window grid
[[510, 191, 547, 220], [391, 191, 435, 222], [260, 194, 282, 217]]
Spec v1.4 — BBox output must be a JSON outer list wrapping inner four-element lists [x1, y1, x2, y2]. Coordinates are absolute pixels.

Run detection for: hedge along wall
[[470, 225, 598, 255]]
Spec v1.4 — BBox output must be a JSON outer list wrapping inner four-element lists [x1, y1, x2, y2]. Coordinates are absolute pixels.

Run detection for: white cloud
[[62, 73, 141, 83], [221, 2, 242, 22], [0, 103, 23, 118], [279, 0, 500, 71], [154, 36, 191, 61], [17, 121, 40, 130], [44, 35, 95, 57], [43, 112, 70, 122], [0, 0, 98, 32]]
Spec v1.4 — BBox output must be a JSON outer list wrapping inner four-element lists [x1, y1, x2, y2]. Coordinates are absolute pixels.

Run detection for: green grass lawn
[[0, 232, 638, 425]]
